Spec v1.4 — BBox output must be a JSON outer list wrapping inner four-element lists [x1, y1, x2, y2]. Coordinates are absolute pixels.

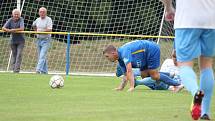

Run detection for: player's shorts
[[140, 43, 160, 71], [175, 29, 215, 62]]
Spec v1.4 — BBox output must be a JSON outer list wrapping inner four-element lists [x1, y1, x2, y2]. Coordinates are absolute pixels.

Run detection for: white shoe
[[168, 85, 184, 93], [173, 84, 184, 93]]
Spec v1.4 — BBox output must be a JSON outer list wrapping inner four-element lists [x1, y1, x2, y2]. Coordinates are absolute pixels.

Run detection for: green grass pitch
[[0, 73, 214, 121]]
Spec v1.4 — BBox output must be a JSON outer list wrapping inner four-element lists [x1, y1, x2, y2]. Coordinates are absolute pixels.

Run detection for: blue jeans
[[36, 38, 51, 73]]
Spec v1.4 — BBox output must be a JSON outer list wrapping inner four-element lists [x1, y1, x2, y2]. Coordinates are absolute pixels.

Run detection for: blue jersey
[[117, 40, 160, 73]]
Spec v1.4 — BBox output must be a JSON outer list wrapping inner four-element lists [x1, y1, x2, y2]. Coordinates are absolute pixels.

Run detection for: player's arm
[[114, 75, 128, 91], [126, 62, 135, 92], [10, 27, 24, 32], [2, 26, 22, 32], [44, 18, 53, 32], [32, 20, 37, 31], [114, 64, 128, 91], [120, 48, 134, 92], [2, 27, 11, 32], [159, 0, 175, 21], [172, 49, 177, 66], [44, 28, 52, 32], [10, 24, 24, 32], [160, 0, 173, 8], [2, 19, 12, 32]]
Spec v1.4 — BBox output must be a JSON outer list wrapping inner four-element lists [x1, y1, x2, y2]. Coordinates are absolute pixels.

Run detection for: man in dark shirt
[[2, 9, 25, 73]]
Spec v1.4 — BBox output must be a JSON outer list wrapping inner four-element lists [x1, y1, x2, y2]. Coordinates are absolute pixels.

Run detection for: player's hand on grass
[[127, 87, 134, 92]]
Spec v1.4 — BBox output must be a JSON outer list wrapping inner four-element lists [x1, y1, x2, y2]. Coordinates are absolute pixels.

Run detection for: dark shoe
[[201, 114, 211, 120], [36, 71, 41, 74], [40, 71, 48, 74], [191, 90, 204, 120], [13, 71, 20, 73]]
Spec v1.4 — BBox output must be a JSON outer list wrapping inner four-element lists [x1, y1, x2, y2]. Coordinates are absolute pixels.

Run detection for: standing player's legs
[[36, 39, 42, 73], [199, 57, 214, 119], [36, 38, 51, 74], [40, 39, 50, 74], [175, 29, 203, 120], [175, 29, 200, 96], [15, 42, 24, 72], [199, 29, 215, 119], [42, 60, 48, 74]]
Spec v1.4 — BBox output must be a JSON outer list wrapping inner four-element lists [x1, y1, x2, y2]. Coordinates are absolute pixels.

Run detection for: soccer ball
[[49, 75, 64, 89]]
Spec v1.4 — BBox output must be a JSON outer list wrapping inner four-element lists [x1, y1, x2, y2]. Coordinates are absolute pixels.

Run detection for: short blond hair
[[103, 45, 117, 54]]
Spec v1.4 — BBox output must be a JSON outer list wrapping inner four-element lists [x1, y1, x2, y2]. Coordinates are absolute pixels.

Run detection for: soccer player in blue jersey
[[103, 40, 180, 92]]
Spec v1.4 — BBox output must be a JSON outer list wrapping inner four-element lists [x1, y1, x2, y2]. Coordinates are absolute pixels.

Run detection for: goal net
[[0, 0, 174, 75]]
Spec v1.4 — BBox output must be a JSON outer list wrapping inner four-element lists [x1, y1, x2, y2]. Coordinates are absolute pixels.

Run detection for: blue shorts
[[140, 44, 160, 71], [175, 29, 215, 62]]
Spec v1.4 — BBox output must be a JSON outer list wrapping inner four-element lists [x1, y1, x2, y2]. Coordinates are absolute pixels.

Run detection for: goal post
[[0, 0, 174, 76]]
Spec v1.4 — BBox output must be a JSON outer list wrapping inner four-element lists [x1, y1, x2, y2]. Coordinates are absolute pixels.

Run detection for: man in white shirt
[[32, 7, 53, 74], [160, 0, 215, 120]]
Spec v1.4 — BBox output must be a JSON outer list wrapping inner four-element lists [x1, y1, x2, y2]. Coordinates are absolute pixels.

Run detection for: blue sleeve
[[20, 17, 24, 28], [121, 49, 132, 66], [116, 64, 124, 77], [3, 18, 11, 29], [116, 61, 127, 76]]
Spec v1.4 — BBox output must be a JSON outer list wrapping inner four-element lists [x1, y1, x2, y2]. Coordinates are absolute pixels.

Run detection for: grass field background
[[0, 73, 214, 121]]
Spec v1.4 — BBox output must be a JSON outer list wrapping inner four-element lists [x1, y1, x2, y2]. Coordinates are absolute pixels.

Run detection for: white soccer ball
[[49, 75, 64, 89]]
